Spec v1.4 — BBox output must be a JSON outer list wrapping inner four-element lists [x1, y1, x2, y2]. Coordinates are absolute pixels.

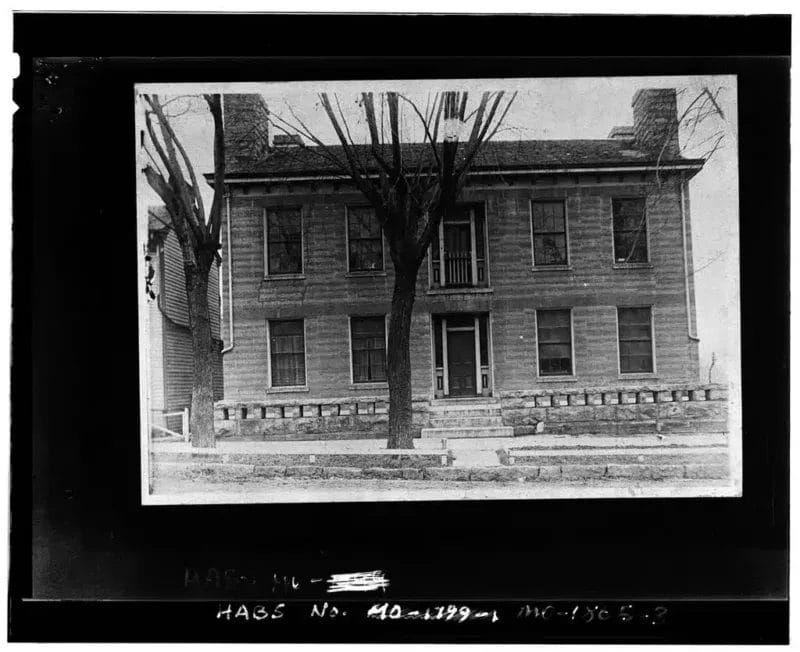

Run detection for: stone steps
[[420, 425, 515, 439], [429, 415, 505, 428]]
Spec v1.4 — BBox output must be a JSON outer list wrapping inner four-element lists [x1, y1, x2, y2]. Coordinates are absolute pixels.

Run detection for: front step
[[429, 415, 504, 428], [429, 400, 501, 414], [421, 425, 515, 439]]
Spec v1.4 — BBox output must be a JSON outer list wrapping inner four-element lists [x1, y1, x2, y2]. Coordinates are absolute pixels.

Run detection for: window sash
[[618, 307, 653, 373], [536, 309, 572, 376], [267, 209, 302, 274], [351, 317, 387, 383], [531, 201, 567, 266], [612, 198, 648, 263], [270, 320, 306, 387], [348, 207, 383, 272]]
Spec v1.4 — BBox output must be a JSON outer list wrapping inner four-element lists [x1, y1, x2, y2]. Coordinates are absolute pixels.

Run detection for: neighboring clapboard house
[[147, 206, 224, 435]]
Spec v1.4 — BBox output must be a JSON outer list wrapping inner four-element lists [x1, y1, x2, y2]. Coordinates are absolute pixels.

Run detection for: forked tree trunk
[[386, 268, 418, 449], [185, 257, 216, 448]]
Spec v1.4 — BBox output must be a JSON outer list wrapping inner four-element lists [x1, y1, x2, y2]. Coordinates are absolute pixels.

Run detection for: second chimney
[[632, 88, 681, 159], [222, 94, 270, 166]]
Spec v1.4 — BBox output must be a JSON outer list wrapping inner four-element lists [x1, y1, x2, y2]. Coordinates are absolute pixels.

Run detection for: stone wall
[[215, 383, 728, 441]]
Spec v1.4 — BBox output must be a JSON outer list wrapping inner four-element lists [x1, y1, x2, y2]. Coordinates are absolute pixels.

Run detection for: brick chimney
[[222, 94, 270, 166], [632, 89, 681, 159]]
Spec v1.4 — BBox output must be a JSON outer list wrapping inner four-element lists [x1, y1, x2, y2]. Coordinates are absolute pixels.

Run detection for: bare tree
[[270, 90, 516, 448], [140, 93, 225, 448]]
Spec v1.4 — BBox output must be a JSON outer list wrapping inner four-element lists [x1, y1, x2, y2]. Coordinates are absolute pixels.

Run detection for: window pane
[[349, 239, 383, 272], [270, 320, 306, 387], [348, 207, 383, 271], [269, 241, 302, 274], [268, 209, 302, 240], [534, 234, 567, 265], [348, 207, 381, 239]]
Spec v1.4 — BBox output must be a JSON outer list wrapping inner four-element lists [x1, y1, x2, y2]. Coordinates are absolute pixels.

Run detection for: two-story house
[[211, 90, 726, 441]]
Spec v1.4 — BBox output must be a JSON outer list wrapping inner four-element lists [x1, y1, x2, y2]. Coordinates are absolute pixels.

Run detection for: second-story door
[[444, 222, 473, 287]]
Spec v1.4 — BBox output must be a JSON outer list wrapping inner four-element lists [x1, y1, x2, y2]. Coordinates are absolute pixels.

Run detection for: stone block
[[375, 401, 388, 415], [587, 393, 603, 406], [253, 465, 287, 478], [655, 390, 674, 403], [320, 404, 339, 417], [684, 463, 728, 480], [362, 467, 404, 479], [357, 402, 376, 415], [637, 391, 655, 404], [427, 467, 471, 481], [283, 405, 301, 418], [285, 465, 324, 478], [689, 389, 707, 402], [619, 391, 637, 405], [323, 467, 362, 479], [561, 464, 607, 480], [467, 468, 501, 482], [401, 468, 423, 480], [606, 464, 684, 480], [263, 406, 283, 418], [535, 395, 552, 408], [568, 393, 587, 406], [707, 387, 728, 401], [302, 404, 320, 417], [552, 394, 570, 407], [537, 465, 562, 481], [674, 390, 690, 402], [339, 403, 357, 416], [603, 392, 620, 405]]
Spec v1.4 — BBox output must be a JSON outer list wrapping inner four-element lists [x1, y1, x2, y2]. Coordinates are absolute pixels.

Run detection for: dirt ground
[[150, 476, 733, 503]]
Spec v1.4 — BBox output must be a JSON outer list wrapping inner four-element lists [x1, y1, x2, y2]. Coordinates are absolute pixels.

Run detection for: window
[[269, 319, 306, 387], [617, 307, 654, 373], [347, 206, 383, 272], [531, 200, 568, 266], [612, 198, 648, 263], [536, 309, 573, 376], [266, 208, 302, 275], [350, 316, 387, 383]]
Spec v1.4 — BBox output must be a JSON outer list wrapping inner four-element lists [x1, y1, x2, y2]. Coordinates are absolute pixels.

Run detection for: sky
[[136, 75, 740, 385]]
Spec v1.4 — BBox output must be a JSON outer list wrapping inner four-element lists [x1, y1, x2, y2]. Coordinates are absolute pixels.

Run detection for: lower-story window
[[536, 309, 573, 376], [617, 306, 654, 373], [351, 316, 387, 383], [269, 319, 306, 387]]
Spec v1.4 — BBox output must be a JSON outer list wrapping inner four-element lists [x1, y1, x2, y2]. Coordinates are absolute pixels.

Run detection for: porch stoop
[[421, 398, 513, 439]]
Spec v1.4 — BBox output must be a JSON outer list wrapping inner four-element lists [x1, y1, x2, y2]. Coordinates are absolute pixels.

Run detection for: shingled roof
[[220, 138, 704, 180]]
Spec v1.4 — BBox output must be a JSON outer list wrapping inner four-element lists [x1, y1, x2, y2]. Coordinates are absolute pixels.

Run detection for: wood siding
[[220, 175, 700, 401]]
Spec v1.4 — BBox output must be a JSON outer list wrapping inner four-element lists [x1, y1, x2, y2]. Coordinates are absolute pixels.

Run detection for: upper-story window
[[612, 198, 649, 263], [347, 206, 383, 272], [265, 207, 303, 275], [536, 309, 573, 376], [531, 200, 568, 266], [617, 306, 655, 374]]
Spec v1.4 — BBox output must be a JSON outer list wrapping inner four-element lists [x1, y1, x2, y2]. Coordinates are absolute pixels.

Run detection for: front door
[[447, 330, 476, 396]]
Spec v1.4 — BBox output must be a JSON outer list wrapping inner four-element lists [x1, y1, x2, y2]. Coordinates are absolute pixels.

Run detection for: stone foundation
[[214, 384, 729, 441]]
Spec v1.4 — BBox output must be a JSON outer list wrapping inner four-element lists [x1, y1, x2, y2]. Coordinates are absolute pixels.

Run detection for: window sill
[[531, 265, 573, 273], [346, 271, 387, 278], [612, 263, 653, 270], [536, 375, 578, 383], [263, 274, 306, 281], [618, 373, 658, 380], [266, 386, 310, 394], [349, 382, 389, 390], [426, 287, 493, 295]]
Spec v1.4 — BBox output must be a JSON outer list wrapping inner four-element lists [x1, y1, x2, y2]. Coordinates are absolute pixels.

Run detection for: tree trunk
[[185, 259, 216, 448], [386, 269, 417, 449]]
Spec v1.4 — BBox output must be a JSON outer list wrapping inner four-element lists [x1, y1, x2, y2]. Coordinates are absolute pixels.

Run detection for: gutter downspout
[[221, 191, 235, 354], [680, 179, 701, 342]]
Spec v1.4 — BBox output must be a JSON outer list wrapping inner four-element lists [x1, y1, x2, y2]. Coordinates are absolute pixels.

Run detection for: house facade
[[147, 206, 224, 435], [212, 90, 727, 441]]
